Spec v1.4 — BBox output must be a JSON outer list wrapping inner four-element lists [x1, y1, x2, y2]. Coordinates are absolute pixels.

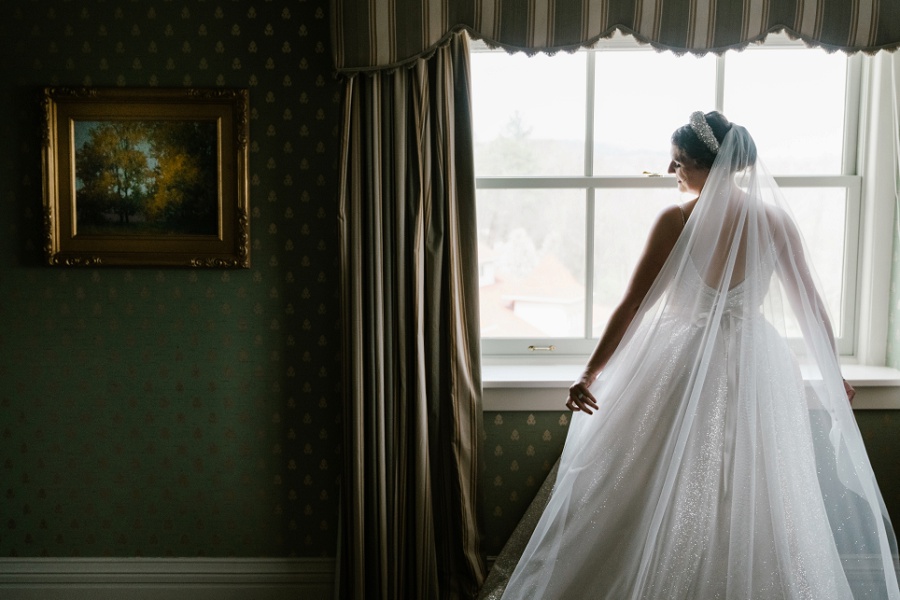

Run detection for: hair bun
[[671, 111, 741, 170], [703, 111, 733, 144]]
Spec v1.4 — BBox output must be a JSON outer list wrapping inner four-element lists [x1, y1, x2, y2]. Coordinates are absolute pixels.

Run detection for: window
[[471, 32, 861, 358]]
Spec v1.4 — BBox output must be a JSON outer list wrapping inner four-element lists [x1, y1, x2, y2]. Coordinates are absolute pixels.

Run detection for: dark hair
[[670, 111, 755, 171]]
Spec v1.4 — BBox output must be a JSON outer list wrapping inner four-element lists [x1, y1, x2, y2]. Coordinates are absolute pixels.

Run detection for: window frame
[[473, 34, 864, 360]]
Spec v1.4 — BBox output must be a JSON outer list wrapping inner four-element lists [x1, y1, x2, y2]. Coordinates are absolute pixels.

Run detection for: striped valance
[[330, 0, 900, 73]]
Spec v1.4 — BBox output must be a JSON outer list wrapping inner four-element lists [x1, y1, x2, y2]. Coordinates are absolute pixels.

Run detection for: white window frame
[[473, 34, 864, 361]]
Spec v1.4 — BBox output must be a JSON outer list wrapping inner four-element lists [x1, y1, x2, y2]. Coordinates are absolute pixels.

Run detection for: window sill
[[482, 364, 900, 411]]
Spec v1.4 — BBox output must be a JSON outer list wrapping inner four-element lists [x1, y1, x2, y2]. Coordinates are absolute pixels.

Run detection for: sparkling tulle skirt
[[486, 285, 897, 599]]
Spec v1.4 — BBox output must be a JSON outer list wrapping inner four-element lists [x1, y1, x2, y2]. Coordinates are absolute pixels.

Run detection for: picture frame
[[41, 87, 250, 267]]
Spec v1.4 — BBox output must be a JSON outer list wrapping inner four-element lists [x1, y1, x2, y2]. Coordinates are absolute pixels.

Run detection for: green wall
[[480, 411, 569, 556], [0, 1, 342, 557], [1, 0, 898, 564]]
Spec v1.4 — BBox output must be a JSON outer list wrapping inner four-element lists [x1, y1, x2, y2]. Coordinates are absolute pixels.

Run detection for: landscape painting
[[74, 119, 219, 236], [42, 87, 250, 267]]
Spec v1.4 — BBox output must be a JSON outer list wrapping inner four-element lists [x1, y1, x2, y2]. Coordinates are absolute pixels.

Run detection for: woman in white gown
[[482, 112, 900, 599]]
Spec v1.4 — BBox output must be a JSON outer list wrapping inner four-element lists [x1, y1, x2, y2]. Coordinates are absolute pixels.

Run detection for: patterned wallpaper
[[0, 1, 342, 557], [480, 411, 569, 556], [1, 0, 898, 564]]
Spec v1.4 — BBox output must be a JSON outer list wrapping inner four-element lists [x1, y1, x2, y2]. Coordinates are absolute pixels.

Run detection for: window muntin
[[472, 34, 858, 357]]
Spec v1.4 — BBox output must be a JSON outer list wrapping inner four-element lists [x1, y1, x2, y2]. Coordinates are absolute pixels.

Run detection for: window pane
[[478, 189, 586, 337], [780, 187, 847, 335], [724, 50, 847, 174], [593, 52, 717, 176], [592, 188, 676, 335], [471, 52, 586, 176], [471, 42, 854, 354]]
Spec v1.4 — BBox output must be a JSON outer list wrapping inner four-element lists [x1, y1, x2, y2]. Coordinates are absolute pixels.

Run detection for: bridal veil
[[483, 121, 900, 599]]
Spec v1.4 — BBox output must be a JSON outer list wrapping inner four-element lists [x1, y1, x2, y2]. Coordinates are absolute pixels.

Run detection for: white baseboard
[[0, 557, 335, 600]]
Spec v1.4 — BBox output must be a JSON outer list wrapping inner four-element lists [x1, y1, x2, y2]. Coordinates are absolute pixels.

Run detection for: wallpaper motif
[[2, 0, 898, 564], [0, 1, 342, 557], [481, 411, 569, 557]]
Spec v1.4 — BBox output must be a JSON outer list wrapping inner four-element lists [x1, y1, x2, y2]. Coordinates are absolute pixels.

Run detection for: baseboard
[[0, 557, 335, 600]]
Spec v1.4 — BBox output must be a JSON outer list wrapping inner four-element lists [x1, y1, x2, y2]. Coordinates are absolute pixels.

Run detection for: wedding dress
[[481, 126, 900, 599]]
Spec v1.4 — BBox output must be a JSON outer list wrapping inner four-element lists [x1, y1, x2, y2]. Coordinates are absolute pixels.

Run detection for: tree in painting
[[75, 122, 152, 228], [145, 121, 218, 234], [75, 120, 218, 235]]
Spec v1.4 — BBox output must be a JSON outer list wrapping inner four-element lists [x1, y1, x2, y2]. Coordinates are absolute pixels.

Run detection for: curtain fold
[[338, 32, 486, 600], [854, 49, 900, 367], [331, 0, 900, 74], [886, 50, 900, 368]]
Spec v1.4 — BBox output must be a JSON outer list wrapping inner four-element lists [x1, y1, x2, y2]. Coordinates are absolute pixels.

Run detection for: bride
[[483, 112, 900, 599]]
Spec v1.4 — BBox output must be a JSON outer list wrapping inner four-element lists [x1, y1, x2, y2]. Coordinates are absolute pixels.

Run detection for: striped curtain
[[331, 0, 900, 73], [337, 33, 485, 599]]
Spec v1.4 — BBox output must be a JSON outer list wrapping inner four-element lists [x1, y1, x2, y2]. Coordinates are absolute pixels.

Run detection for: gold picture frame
[[41, 87, 250, 267]]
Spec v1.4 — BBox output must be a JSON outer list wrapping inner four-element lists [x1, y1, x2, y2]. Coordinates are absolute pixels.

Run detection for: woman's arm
[[774, 209, 855, 403], [567, 205, 686, 414]]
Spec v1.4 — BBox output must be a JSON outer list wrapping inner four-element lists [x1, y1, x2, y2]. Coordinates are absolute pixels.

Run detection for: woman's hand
[[843, 378, 856, 404], [566, 374, 599, 415]]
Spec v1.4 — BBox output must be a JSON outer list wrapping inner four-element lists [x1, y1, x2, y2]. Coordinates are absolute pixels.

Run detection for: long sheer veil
[[480, 125, 900, 599]]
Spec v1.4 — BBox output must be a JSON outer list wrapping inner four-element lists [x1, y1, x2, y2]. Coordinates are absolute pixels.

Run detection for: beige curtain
[[331, 0, 900, 74], [337, 32, 486, 600], [851, 50, 900, 368]]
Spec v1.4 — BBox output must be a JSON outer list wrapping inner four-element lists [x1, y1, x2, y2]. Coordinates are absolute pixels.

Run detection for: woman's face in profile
[[668, 145, 710, 197]]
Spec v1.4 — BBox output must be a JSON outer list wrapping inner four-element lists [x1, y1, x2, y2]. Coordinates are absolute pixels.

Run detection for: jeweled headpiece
[[689, 111, 719, 155]]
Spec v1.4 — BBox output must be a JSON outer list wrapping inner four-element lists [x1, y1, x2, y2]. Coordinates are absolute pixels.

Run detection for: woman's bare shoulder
[[646, 203, 689, 250], [762, 203, 799, 235], [657, 203, 689, 228], [763, 202, 789, 221]]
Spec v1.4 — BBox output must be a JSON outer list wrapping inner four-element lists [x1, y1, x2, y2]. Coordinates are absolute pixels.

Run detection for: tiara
[[689, 111, 719, 155]]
